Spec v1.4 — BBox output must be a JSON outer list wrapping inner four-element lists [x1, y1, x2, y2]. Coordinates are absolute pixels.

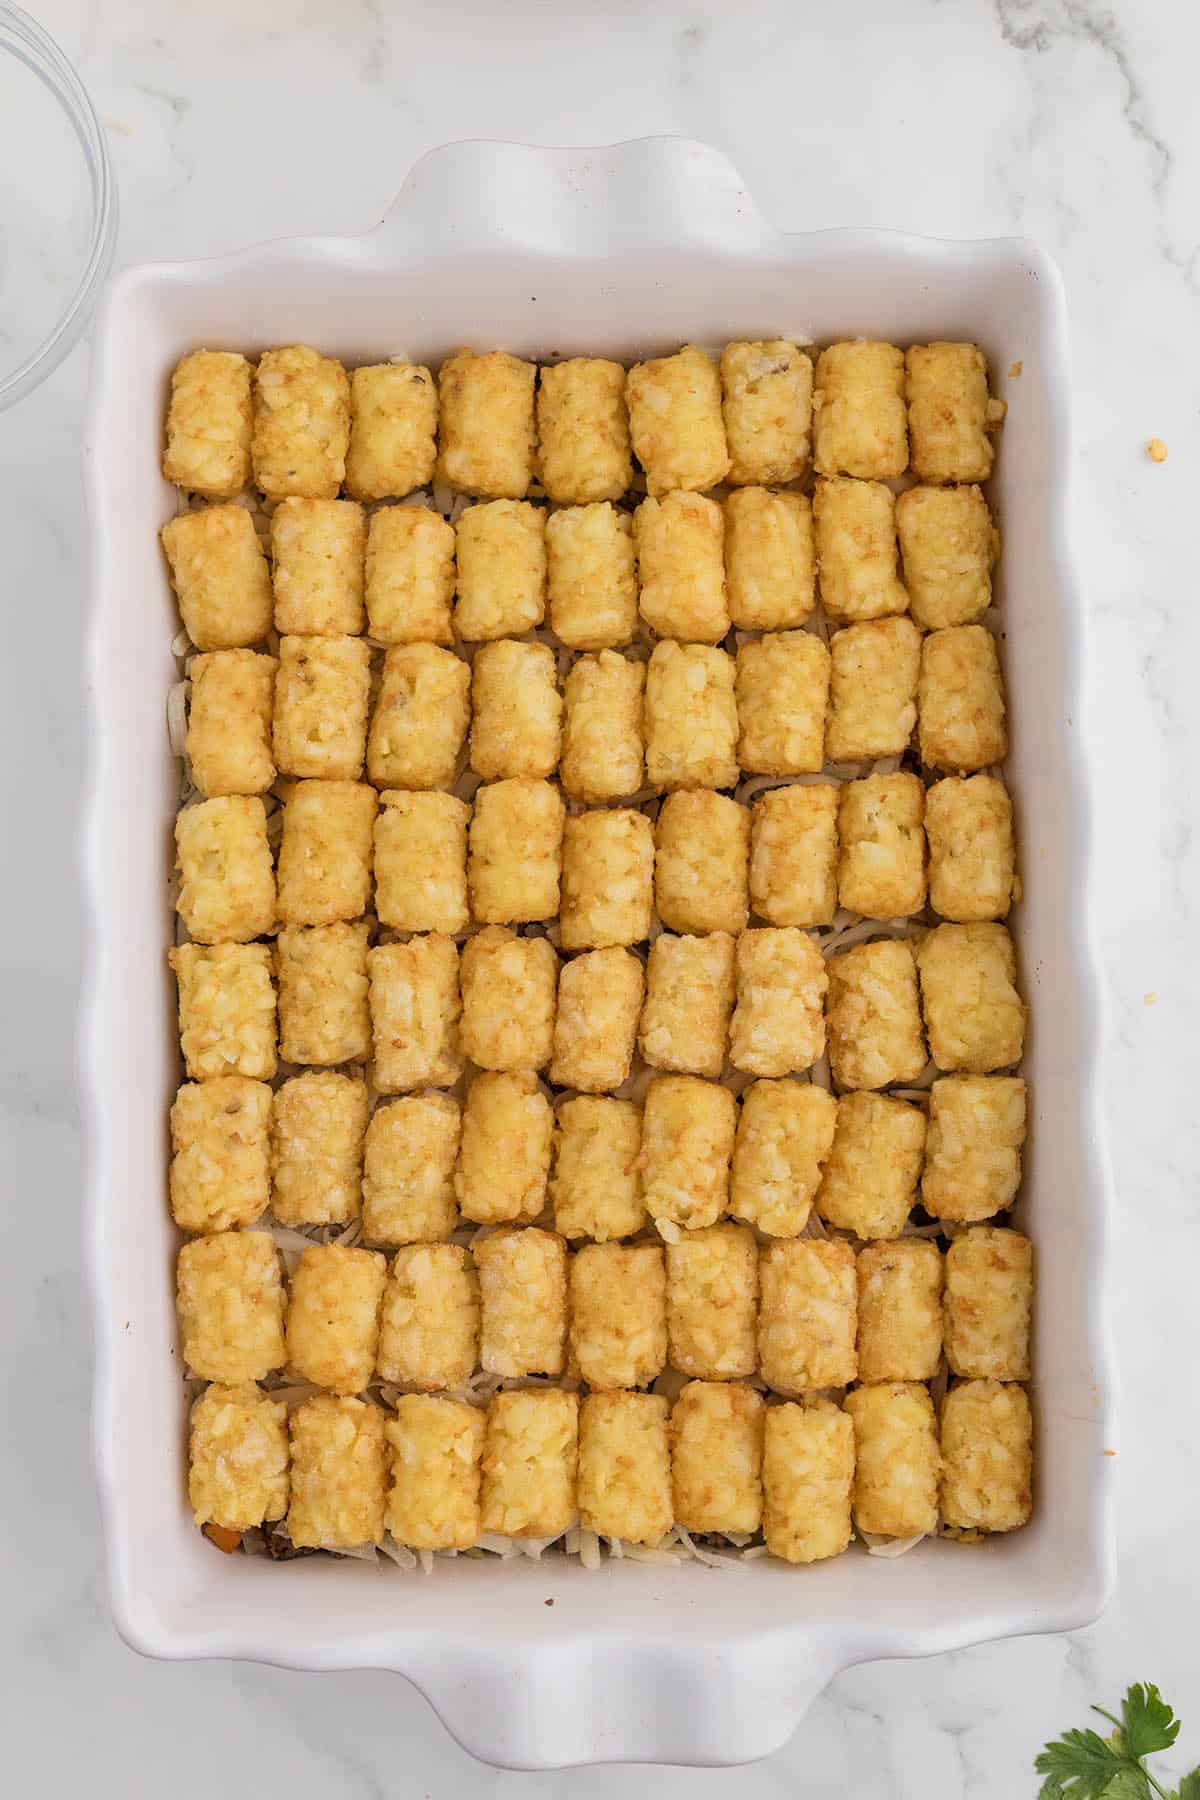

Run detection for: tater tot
[[896, 485, 998, 630], [634, 491, 729, 643], [170, 942, 276, 1082], [721, 340, 813, 485], [271, 1070, 368, 1228], [729, 928, 827, 1078], [736, 632, 830, 775], [825, 617, 922, 762], [922, 1074, 1027, 1222], [578, 1391, 672, 1544], [917, 923, 1024, 1074], [374, 789, 469, 935], [549, 947, 644, 1094], [163, 349, 253, 497], [654, 790, 750, 935], [436, 349, 536, 499], [551, 1096, 645, 1242], [749, 784, 840, 929], [626, 344, 729, 495], [252, 345, 350, 500], [272, 635, 371, 781], [454, 500, 546, 641], [455, 1072, 554, 1225], [169, 1076, 271, 1234], [724, 487, 815, 630], [639, 930, 735, 1077], [813, 341, 907, 479], [364, 505, 455, 646], [271, 497, 365, 637], [856, 1240, 943, 1383], [918, 625, 1008, 774], [377, 1243, 479, 1390], [367, 644, 470, 790], [476, 1227, 568, 1377], [259, 1067, 352, 1224], [570, 1242, 667, 1388], [287, 1394, 386, 1549], [546, 503, 638, 648], [560, 809, 654, 950], [385, 1395, 484, 1550], [906, 343, 999, 485], [670, 1381, 763, 1534], [731, 1079, 837, 1238], [816, 1091, 926, 1239], [470, 639, 562, 780], [837, 773, 926, 920], [939, 1380, 1032, 1532], [467, 777, 564, 924], [665, 1222, 757, 1379], [763, 1399, 854, 1564], [188, 1382, 288, 1529], [925, 775, 1016, 921], [344, 361, 437, 500], [276, 921, 370, 1066], [814, 477, 908, 623], [460, 927, 558, 1072], [759, 1239, 857, 1393], [480, 1389, 579, 1538], [537, 357, 633, 504], [560, 651, 645, 802], [161, 505, 272, 651], [644, 642, 738, 790], [641, 1074, 736, 1235], [363, 1094, 461, 1245], [276, 780, 376, 927], [826, 939, 926, 1092], [845, 1382, 939, 1538], [286, 1244, 387, 1394], [175, 796, 275, 945], [368, 935, 462, 1094], [177, 1231, 285, 1382], [186, 650, 276, 796], [944, 1226, 1033, 1380]]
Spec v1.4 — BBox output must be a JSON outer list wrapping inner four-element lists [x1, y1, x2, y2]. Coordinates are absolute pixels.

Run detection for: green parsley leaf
[[1099, 1772, 1155, 1799], [1035, 1726, 1128, 1797], [1038, 1685, 1188, 1800], [1119, 1686, 1181, 1761]]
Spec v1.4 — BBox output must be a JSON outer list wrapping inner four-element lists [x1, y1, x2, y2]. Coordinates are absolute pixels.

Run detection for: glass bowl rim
[[0, 0, 117, 411]]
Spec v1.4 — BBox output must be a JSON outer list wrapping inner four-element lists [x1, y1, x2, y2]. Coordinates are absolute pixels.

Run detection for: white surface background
[[2, 1, 1197, 1793]]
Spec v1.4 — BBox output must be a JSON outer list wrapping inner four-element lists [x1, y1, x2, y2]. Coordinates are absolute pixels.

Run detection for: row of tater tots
[[173, 625, 1005, 809], [161, 478, 997, 654], [190, 1376, 1031, 1557], [172, 1065, 1025, 1241], [171, 921, 1024, 1139], [163, 338, 1003, 510], [175, 773, 1014, 951], [179, 1222, 1031, 1396]]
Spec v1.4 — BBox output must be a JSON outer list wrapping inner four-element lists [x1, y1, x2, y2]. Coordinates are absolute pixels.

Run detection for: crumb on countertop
[[1148, 438, 1167, 463], [1144, 991, 1158, 1006], [1007, 361, 1022, 379]]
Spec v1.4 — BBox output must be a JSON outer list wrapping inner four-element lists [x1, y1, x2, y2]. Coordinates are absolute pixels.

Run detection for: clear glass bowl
[[0, 2, 117, 410]]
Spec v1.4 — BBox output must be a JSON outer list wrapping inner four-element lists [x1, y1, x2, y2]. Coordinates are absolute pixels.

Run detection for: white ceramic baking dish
[[82, 136, 1114, 1771]]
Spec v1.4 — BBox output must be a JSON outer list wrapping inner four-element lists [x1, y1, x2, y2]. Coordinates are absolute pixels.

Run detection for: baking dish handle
[[411, 1633, 850, 1769], [363, 136, 775, 260]]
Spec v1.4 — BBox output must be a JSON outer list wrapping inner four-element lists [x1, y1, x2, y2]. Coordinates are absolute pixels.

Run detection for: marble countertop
[[2, 0, 1197, 1792]]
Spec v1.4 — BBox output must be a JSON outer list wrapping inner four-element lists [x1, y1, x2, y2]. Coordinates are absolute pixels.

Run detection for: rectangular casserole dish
[[82, 136, 1114, 1771]]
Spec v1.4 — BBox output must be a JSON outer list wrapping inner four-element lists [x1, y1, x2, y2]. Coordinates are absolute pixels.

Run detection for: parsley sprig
[[1036, 1684, 1198, 1798]]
